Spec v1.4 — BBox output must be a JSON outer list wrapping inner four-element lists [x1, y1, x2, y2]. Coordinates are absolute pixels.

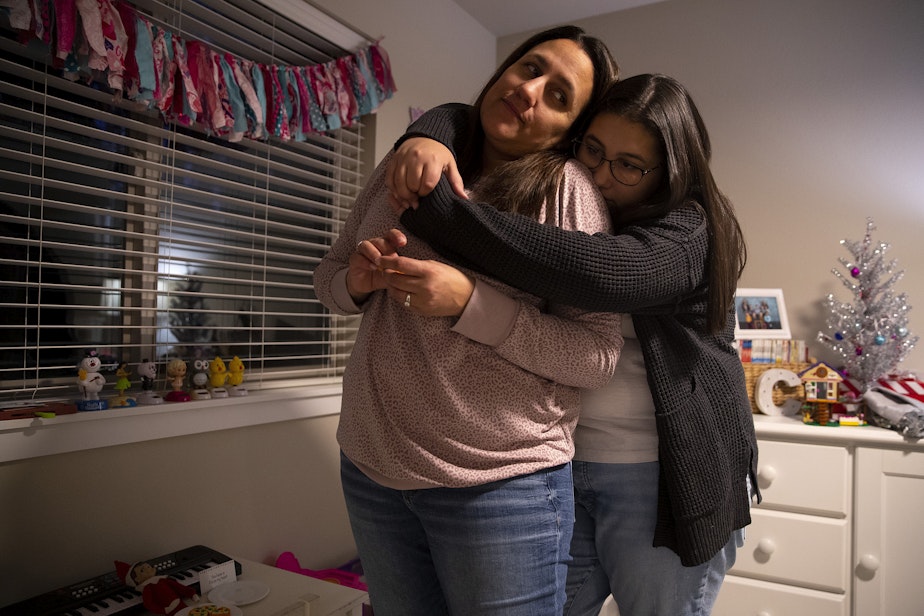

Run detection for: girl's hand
[[379, 254, 474, 317], [386, 138, 466, 213]]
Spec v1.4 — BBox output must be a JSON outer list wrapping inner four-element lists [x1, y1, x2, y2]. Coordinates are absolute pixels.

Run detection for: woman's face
[[579, 112, 664, 222], [480, 39, 594, 169]]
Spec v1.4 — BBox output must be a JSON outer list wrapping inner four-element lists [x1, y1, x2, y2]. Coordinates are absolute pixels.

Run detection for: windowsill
[[0, 384, 343, 463]]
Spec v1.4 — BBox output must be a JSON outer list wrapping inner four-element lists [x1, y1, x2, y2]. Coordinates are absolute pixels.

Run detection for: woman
[[372, 74, 759, 616], [313, 27, 620, 616]]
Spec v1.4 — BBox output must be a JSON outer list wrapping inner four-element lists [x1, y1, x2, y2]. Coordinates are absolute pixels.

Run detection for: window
[[0, 0, 371, 404]]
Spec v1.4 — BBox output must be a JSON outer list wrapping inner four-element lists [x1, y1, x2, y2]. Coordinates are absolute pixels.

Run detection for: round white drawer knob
[[859, 554, 880, 572], [757, 538, 776, 555], [757, 465, 778, 484]]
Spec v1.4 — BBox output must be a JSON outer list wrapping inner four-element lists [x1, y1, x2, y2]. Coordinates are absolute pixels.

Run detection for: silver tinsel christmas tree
[[817, 218, 918, 391]]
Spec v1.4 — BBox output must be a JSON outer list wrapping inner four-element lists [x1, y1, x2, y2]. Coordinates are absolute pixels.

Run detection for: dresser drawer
[[714, 574, 847, 616], [756, 440, 850, 516], [731, 508, 849, 592]]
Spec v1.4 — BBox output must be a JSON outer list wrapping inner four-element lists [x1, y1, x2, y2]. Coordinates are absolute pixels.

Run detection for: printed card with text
[[198, 559, 237, 595]]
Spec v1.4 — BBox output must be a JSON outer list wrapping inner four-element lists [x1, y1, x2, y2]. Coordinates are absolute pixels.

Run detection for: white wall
[[0, 0, 495, 608], [0, 414, 346, 604], [500, 0, 924, 374], [313, 0, 496, 164]]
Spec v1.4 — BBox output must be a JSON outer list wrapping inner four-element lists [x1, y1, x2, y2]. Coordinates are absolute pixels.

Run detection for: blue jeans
[[340, 453, 575, 616], [565, 461, 744, 616]]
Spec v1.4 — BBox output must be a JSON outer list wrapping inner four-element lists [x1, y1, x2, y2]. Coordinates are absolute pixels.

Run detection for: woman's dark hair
[[591, 73, 747, 332], [458, 25, 618, 210]]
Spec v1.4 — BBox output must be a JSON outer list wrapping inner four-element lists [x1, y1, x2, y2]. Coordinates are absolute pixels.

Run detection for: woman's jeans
[[564, 460, 744, 616], [340, 452, 574, 616]]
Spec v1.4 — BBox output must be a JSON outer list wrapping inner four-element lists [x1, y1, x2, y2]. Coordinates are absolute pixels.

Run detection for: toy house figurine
[[800, 361, 845, 425], [76, 349, 108, 411]]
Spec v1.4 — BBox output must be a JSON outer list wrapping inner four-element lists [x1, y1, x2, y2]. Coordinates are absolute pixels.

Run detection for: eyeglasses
[[572, 139, 660, 186]]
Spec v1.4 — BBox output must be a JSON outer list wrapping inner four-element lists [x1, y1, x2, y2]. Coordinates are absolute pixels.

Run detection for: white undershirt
[[574, 314, 659, 463]]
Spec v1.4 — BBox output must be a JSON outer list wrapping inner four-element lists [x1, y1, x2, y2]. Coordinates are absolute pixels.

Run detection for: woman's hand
[[386, 138, 466, 214], [379, 254, 475, 317], [346, 231, 409, 302]]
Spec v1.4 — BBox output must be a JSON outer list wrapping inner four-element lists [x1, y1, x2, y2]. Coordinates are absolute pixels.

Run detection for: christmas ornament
[[817, 218, 918, 391]]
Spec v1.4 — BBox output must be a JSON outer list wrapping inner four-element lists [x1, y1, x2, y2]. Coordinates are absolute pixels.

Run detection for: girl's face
[[480, 39, 594, 170], [578, 112, 665, 223]]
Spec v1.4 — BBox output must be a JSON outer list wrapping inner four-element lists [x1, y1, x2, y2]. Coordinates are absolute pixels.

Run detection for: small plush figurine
[[114, 560, 199, 616], [76, 350, 108, 411], [136, 359, 163, 405], [190, 359, 212, 400], [110, 363, 137, 407], [164, 358, 191, 402], [208, 355, 229, 398], [227, 356, 247, 396]]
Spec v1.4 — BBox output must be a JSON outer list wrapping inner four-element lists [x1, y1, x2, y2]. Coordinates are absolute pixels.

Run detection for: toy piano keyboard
[[0, 545, 241, 616]]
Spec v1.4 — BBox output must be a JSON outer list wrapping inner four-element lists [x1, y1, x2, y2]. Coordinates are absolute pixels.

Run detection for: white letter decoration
[[755, 369, 803, 416]]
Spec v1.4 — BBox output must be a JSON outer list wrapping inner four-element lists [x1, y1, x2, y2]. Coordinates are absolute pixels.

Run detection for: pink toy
[[274, 551, 367, 591]]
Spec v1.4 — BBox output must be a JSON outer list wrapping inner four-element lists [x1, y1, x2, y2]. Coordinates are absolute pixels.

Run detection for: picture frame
[[734, 288, 791, 339]]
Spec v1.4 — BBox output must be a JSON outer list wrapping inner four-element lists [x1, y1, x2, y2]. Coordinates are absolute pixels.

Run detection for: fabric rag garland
[[2, 0, 396, 142]]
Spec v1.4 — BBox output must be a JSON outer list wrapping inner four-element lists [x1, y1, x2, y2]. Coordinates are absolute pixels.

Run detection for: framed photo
[[734, 288, 791, 339]]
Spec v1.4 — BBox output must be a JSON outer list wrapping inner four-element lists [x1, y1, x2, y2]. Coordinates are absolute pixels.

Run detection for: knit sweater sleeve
[[394, 103, 472, 160], [400, 177, 710, 313]]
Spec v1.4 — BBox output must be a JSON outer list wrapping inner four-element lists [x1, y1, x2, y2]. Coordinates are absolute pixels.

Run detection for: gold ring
[[404, 293, 412, 308]]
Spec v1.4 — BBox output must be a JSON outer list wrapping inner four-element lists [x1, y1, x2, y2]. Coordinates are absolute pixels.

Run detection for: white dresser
[[713, 415, 924, 616]]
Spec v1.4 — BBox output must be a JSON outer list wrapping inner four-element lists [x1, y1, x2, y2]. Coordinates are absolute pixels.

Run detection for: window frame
[[0, 0, 375, 456]]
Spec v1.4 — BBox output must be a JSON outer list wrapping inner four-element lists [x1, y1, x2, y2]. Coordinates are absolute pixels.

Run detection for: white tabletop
[[196, 557, 368, 616]]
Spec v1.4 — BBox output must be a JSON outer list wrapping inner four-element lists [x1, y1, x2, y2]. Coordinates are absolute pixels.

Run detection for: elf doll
[[115, 560, 200, 615]]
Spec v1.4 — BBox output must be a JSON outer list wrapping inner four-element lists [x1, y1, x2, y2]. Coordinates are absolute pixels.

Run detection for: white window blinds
[[0, 0, 366, 404]]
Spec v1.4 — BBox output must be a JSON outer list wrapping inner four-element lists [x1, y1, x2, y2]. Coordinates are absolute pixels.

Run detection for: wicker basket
[[742, 362, 810, 414]]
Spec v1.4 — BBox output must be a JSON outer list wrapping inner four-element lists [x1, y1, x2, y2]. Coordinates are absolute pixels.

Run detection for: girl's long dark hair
[[590, 74, 747, 332]]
